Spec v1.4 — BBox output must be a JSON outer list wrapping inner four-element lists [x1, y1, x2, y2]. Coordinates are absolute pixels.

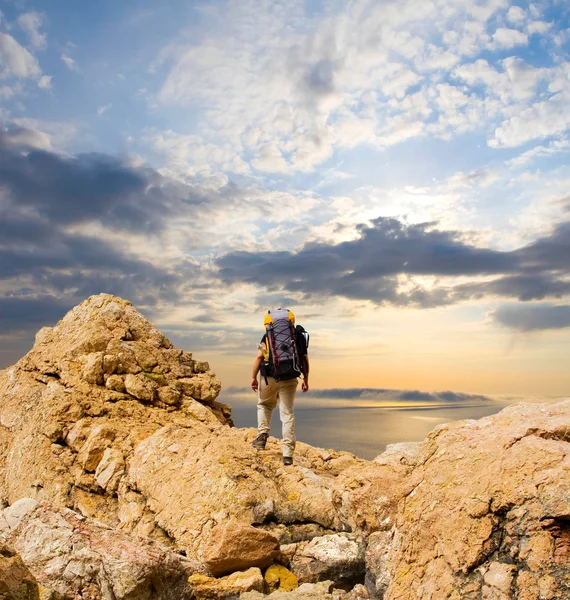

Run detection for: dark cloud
[[0, 130, 215, 347], [217, 217, 519, 306], [216, 216, 570, 309], [491, 304, 570, 331], [0, 294, 75, 334]]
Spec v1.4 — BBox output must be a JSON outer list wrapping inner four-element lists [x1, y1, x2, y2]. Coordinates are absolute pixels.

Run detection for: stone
[[0, 543, 40, 600], [188, 567, 264, 599], [124, 373, 157, 402], [202, 521, 280, 577], [193, 360, 210, 373], [77, 424, 116, 472], [289, 533, 365, 587], [241, 580, 336, 599], [265, 564, 299, 592], [82, 352, 104, 385], [364, 531, 392, 598], [157, 386, 182, 406], [105, 374, 125, 393], [94, 448, 125, 493], [176, 374, 221, 404], [0, 500, 198, 600]]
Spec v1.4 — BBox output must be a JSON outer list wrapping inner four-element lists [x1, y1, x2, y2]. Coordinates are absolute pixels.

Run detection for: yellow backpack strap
[[264, 312, 273, 327], [288, 310, 295, 323]]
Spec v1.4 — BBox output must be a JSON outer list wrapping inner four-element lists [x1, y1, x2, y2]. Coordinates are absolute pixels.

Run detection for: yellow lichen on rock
[[264, 564, 299, 592]]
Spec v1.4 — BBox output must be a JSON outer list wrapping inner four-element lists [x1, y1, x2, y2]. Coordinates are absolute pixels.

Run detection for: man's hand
[[301, 380, 309, 392], [251, 377, 259, 392]]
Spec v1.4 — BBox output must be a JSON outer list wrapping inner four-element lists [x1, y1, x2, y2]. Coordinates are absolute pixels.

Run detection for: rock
[[202, 521, 280, 576], [0, 543, 40, 600], [77, 424, 116, 472], [383, 400, 570, 599], [241, 580, 336, 599], [128, 425, 373, 559], [124, 373, 157, 402], [0, 294, 230, 539], [157, 386, 182, 406], [105, 374, 125, 393], [82, 352, 104, 385], [94, 448, 125, 493], [289, 533, 365, 587], [0, 499, 198, 600], [188, 567, 264, 599], [193, 360, 210, 374], [364, 531, 392, 599], [265, 564, 299, 592]]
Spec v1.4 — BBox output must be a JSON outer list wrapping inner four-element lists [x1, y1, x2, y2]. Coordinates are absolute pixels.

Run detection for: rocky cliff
[[0, 294, 569, 600]]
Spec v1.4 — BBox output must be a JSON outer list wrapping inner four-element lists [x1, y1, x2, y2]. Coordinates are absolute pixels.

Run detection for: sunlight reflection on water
[[230, 403, 510, 460]]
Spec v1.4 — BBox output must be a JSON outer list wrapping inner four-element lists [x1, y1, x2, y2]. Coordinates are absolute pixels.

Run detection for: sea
[[228, 402, 513, 460]]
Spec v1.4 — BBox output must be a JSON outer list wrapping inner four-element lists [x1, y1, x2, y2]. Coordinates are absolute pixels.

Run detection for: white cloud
[[508, 138, 570, 168], [1, 125, 53, 150], [61, 53, 79, 71], [17, 11, 47, 50], [11, 118, 79, 150], [37, 74, 51, 89], [506, 6, 526, 24], [0, 32, 41, 79], [152, 0, 568, 175], [492, 27, 529, 49], [97, 104, 112, 116], [489, 64, 570, 148], [527, 20, 552, 35]]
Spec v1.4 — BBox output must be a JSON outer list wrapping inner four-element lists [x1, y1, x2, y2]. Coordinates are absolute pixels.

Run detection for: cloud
[[506, 6, 526, 24], [491, 27, 528, 49], [0, 129, 190, 233], [216, 217, 517, 306], [17, 11, 47, 51], [216, 213, 570, 308], [97, 104, 112, 116], [491, 304, 570, 331], [37, 75, 52, 89], [61, 53, 79, 71], [0, 32, 41, 79]]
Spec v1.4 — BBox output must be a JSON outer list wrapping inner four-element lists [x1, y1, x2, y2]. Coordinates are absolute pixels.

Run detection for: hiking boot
[[283, 456, 293, 466], [252, 433, 269, 450]]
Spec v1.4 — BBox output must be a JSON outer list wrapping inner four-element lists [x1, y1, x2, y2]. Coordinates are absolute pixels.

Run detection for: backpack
[[260, 308, 309, 382]]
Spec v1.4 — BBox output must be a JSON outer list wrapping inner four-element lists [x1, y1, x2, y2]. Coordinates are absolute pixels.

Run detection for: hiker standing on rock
[[250, 308, 310, 466]]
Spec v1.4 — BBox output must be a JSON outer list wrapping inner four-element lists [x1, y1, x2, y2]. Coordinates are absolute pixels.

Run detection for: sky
[[1, 0, 570, 409]]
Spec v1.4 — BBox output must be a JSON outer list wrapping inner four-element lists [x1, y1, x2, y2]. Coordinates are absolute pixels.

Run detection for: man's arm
[[301, 355, 310, 392], [251, 350, 263, 392]]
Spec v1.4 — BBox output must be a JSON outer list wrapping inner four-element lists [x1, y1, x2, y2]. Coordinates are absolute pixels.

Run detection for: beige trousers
[[257, 376, 298, 458]]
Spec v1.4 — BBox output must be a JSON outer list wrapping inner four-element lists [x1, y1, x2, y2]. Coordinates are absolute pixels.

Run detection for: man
[[250, 312, 309, 466]]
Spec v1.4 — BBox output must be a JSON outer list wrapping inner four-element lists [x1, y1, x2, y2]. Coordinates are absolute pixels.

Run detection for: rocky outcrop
[[0, 498, 198, 599], [383, 401, 570, 600]]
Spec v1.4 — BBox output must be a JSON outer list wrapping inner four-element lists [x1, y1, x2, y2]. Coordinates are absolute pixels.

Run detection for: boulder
[[383, 400, 570, 599], [0, 498, 199, 600], [364, 531, 392, 599], [188, 568, 264, 599], [0, 543, 40, 600], [202, 522, 280, 576], [289, 533, 365, 587]]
